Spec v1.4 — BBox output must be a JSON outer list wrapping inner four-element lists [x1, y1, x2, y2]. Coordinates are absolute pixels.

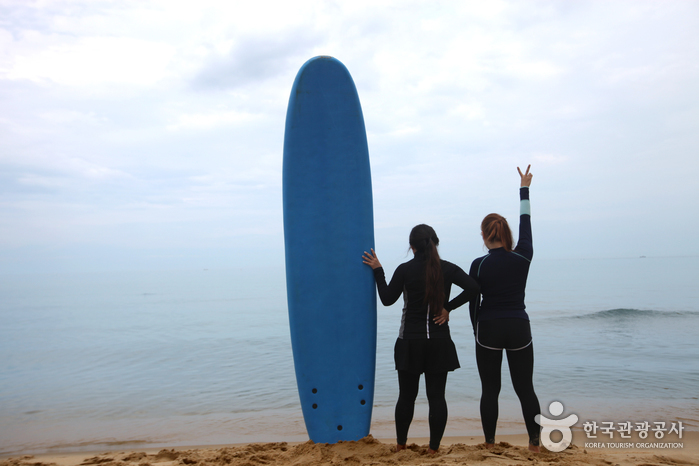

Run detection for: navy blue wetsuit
[[469, 187, 541, 446]]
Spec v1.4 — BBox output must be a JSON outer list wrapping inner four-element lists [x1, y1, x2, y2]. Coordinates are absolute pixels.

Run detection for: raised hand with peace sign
[[518, 164, 533, 187]]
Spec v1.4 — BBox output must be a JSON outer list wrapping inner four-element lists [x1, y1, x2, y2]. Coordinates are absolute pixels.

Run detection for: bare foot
[[528, 444, 540, 453], [428, 448, 438, 455], [395, 444, 407, 453], [485, 443, 495, 449]]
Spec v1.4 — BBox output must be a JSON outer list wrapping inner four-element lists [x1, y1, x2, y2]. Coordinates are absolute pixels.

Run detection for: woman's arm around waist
[[444, 263, 479, 311]]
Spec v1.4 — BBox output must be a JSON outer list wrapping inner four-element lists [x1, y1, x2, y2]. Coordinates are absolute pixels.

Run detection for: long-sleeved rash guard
[[470, 187, 532, 324], [373, 255, 479, 339]]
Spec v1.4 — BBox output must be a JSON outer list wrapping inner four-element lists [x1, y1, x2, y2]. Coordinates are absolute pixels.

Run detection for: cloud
[[0, 0, 698, 271], [5, 35, 176, 87], [166, 110, 263, 131], [192, 31, 320, 90]]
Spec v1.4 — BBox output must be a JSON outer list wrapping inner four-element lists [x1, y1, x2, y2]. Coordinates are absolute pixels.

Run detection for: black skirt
[[394, 337, 460, 374]]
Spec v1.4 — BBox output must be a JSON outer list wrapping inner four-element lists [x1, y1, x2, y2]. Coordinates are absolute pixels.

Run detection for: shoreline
[[3, 408, 696, 459], [6, 399, 695, 458], [3, 432, 697, 466]]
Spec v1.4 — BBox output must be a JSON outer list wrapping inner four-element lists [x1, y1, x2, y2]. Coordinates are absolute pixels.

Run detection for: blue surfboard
[[282, 56, 376, 443]]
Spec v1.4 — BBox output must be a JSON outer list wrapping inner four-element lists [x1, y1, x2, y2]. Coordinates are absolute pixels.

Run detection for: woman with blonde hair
[[469, 165, 541, 452]]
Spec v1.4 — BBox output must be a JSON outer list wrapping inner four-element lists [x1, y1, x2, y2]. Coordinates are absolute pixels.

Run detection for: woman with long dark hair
[[469, 165, 541, 452], [362, 225, 478, 453]]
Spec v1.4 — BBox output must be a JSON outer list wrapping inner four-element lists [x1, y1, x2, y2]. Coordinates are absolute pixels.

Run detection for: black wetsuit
[[373, 255, 478, 450], [468, 187, 541, 446]]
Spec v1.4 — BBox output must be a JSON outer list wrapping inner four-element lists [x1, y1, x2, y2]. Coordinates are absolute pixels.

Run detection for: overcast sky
[[1, 0, 698, 274]]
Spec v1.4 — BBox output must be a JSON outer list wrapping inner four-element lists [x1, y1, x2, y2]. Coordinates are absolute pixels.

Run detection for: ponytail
[[409, 224, 445, 316], [481, 214, 513, 251]]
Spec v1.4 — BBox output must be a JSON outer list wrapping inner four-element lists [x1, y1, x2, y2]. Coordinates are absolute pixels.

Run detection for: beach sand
[[3, 432, 697, 466]]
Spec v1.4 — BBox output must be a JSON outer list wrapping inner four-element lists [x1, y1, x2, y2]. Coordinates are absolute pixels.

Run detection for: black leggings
[[476, 318, 541, 446], [395, 370, 448, 451]]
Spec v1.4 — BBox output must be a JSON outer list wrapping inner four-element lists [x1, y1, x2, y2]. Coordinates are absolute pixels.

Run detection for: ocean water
[[1, 256, 698, 456]]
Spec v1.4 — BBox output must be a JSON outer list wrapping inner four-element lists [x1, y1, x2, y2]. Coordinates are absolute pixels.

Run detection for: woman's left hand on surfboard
[[362, 248, 382, 270]]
